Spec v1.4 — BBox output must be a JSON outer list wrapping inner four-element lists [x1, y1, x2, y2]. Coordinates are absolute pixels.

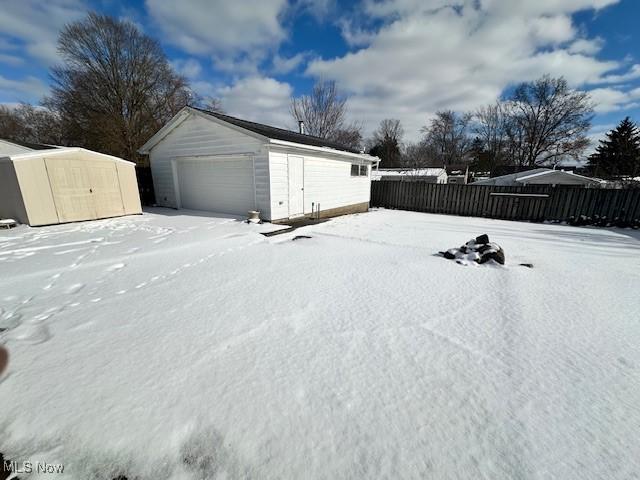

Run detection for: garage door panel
[[88, 160, 125, 218], [45, 158, 96, 222], [177, 158, 255, 215]]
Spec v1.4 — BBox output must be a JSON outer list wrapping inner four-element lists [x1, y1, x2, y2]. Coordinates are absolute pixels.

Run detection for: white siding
[[269, 148, 371, 221], [148, 112, 270, 217]]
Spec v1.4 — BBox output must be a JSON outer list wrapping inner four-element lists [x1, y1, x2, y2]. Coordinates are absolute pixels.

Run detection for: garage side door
[[88, 159, 125, 218], [45, 158, 96, 222], [177, 157, 255, 215]]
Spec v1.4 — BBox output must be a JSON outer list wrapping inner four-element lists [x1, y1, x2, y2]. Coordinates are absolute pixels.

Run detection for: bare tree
[[290, 79, 362, 150], [367, 119, 404, 168], [45, 12, 190, 163], [401, 142, 431, 169], [504, 75, 593, 166], [0, 104, 64, 145], [473, 102, 509, 170], [421, 110, 472, 165]]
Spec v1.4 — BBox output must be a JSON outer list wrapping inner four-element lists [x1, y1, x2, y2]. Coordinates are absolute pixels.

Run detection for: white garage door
[[177, 157, 255, 215]]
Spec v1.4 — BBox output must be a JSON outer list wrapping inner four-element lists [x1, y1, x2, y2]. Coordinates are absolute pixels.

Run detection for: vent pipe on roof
[[298, 120, 305, 135]]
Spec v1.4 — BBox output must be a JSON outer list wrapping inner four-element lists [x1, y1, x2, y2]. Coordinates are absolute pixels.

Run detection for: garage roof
[[192, 107, 361, 154], [139, 106, 373, 158]]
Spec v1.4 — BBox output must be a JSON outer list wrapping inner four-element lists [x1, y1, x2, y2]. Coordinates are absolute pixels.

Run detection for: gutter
[[269, 139, 379, 163]]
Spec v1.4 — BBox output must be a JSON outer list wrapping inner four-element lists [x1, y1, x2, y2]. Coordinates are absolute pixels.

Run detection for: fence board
[[370, 180, 640, 225]]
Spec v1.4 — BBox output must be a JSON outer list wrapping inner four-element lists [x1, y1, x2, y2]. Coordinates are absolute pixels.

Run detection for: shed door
[[89, 159, 125, 218], [45, 158, 96, 222], [177, 157, 255, 215], [288, 155, 304, 217]]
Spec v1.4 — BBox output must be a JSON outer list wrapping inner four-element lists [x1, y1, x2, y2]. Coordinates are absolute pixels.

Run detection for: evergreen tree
[[588, 117, 640, 178]]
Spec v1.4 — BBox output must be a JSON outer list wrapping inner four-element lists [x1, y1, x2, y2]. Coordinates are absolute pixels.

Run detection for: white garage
[[139, 106, 379, 222], [0, 147, 142, 226]]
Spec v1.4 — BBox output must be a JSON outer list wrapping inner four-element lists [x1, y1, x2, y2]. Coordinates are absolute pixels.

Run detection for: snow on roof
[[515, 169, 602, 184], [372, 168, 446, 179], [3, 147, 135, 165], [474, 167, 602, 186]]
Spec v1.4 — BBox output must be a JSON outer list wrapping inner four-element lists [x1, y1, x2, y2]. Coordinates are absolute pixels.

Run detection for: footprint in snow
[[65, 283, 85, 295], [126, 247, 140, 254], [0, 311, 23, 330], [9, 324, 51, 344], [106, 263, 126, 272]]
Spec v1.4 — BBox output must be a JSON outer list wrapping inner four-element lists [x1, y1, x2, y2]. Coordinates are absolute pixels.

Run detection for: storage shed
[[139, 107, 379, 222], [0, 148, 142, 226]]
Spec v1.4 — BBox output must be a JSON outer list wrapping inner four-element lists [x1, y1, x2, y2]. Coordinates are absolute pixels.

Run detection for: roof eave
[[269, 139, 379, 162]]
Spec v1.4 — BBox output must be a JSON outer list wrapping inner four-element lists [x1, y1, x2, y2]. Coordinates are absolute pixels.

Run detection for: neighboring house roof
[[445, 164, 469, 175], [474, 168, 603, 186], [139, 106, 375, 161], [372, 168, 447, 180]]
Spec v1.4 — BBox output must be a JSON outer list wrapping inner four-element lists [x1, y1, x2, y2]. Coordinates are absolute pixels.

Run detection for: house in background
[[371, 168, 447, 183], [0, 148, 141, 226], [139, 107, 380, 222], [473, 167, 604, 187], [445, 165, 470, 184]]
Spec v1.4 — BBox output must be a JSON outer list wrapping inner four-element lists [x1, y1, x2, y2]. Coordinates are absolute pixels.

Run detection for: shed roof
[[0, 138, 58, 151]]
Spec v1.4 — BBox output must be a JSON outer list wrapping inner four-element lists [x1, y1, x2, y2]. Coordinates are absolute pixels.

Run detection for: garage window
[[351, 164, 368, 177]]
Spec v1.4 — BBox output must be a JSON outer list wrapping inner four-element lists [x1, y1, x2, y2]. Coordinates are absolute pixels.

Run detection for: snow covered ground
[[1, 208, 639, 479]]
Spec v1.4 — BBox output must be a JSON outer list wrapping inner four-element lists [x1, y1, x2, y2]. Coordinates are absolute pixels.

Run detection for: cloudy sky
[[1, 0, 639, 145]]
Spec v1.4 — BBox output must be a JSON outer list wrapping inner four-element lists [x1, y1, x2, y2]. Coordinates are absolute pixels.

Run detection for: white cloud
[[338, 19, 376, 47], [294, 0, 336, 20], [0, 53, 24, 66], [146, 0, 288, 58], [596, 64, 640, 85], [0, 75, 49, 103], [306, 0, 629, 141], [568, 38, 604, 55], [216, 76, 293, 128], [589, 87, 640, 112], [272, 52, 308, 74], [0, 0, 86, 64], [171, 58, 203, 79]]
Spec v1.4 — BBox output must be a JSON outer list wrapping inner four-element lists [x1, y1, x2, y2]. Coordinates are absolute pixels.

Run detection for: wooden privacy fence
[[135, 166, 156, 206], [370, 181, 640, 223]]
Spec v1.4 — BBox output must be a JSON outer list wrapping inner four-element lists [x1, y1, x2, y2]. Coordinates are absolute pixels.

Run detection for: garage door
[[45, 158, 97, 222], [88, 159, 125, 218], [45, 158, 126, 222], [177, 157, 255, 215]]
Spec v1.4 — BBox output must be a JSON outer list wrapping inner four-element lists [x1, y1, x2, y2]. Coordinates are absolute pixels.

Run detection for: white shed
[[139, 107, 379, 222], [0, 148, 142, 226]]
